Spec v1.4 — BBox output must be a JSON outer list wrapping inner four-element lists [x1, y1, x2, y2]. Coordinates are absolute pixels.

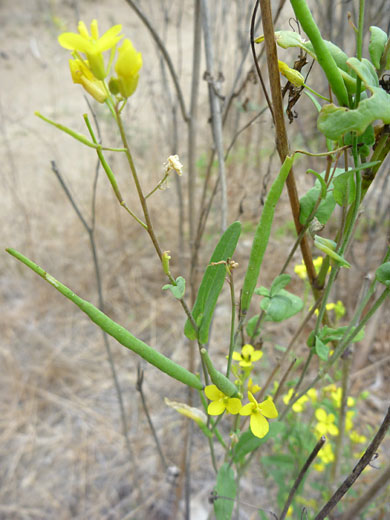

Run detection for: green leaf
[[318, 88, 390, 140], [184, 222, 241, 343], [260, 289, 303, 322], [270, 274, 291, 296], [347, 57, 379, 88], [369, 26, 388, 69], [214, 463, 236, 520], [233, 422, 284, 463], [299, 180, 335, 226], [275, 31, 349, 72], [333, 171, 356, 206], [162, 276, 186, 299], [245, 315, 261, 338], [254, 286, 270, 297], [376, 262, 390, 287], [315, 336, 329, 361]]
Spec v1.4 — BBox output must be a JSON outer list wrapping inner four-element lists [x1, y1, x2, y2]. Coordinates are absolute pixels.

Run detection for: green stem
[[226, 271, 236, 377], [290, 0, 349, 107], [6, 248, 204, 391]]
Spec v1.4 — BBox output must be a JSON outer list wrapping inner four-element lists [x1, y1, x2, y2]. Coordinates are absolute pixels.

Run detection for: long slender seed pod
[[241, 155, 295, 313], [6, 248, 204, 391]]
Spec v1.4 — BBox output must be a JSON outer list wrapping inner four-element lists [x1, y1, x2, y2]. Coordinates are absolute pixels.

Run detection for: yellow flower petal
[[258, 397, 278, 419], [250, 412, 269, 438], [239, 403, 253, 416], [205, 384, 222, 401], [251, 350, 263, 362], [226, 398, 242, 414], [208, 400, 225, 415], [232, 352, 242, 361], [315, 408, 327, 422]]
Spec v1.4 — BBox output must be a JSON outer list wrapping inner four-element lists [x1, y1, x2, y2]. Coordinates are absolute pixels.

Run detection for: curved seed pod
[[6, 248, 204, 391], [201, 348, 239, 397]]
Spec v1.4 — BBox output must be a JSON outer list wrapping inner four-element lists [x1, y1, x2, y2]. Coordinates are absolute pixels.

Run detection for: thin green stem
[[226, 271, 237, 378]]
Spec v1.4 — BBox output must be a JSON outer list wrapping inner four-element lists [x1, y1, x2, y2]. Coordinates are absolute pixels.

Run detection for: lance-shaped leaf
[[184, 221, 241, 344], [213, 463, 236, 520]]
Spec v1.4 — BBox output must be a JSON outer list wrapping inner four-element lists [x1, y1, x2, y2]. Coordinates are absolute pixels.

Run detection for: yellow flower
[[114, 39, 142, 98], [330, 387, 355, 409], [349, 431, 367, 444], [239, 392, 278, 438], [205, 385, 242, 415], [307, 388, 318, 403], [318, 443, 335, 464], [315, 408, 339, 436], [59, 20, 123, 79], [68, 58, 107, 102], [294, 256, 324, 280], [283, 388, 309, 413], [345, 410, 355, 432], [232, 344, 263, 368], [278, 60, 305, 87], [248, 377, 261, 394]]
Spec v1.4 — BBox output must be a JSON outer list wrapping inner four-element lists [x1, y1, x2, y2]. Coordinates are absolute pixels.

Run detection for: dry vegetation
[[1, 0, 390, 519]]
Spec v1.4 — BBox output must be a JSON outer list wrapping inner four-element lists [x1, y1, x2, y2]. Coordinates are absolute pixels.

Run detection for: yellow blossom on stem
[[294, 256, 324, 280], [114, 39, 143, 98], [239, 392, 278, 438], [232, 344, 263, 368], [283, 388, 309, 413], [248, 378, 261, 394], [68, 58, 108, 103], [349, 431, 367, 444], [330, 387, 355, 408], [59, 19, 123, 80], [205, 385, 242, 415], [315, 408, 339, 436], [345, 410, 355, 432]]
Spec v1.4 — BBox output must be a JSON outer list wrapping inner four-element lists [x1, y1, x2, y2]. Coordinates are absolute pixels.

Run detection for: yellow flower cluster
[[58, 20, 142, 102], [294, 256, 325, 280]]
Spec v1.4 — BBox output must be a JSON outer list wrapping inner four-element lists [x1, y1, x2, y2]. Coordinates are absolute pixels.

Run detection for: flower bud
[[115, 39, 142, 98], [69, 58, 107, 103]]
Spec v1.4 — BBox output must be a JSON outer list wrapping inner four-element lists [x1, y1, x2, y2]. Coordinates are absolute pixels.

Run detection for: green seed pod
[[201, 348, 239, 397]]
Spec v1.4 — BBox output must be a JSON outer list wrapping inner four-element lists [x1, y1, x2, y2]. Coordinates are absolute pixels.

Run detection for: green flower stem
[[226, 270, 236, 378], [353, 0, 365, 108], [114, 107, 163, 259], [35, 112, 125, 152], [112, 109, 199, 338], [145, 172, 170, 199], [83, 114, 148, 230], [290, 0, 349, 107], [6, 248, 204, 391]]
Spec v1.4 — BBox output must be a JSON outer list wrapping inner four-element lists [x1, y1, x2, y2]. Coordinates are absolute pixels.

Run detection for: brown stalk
[[258, 0, 317, 288]]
